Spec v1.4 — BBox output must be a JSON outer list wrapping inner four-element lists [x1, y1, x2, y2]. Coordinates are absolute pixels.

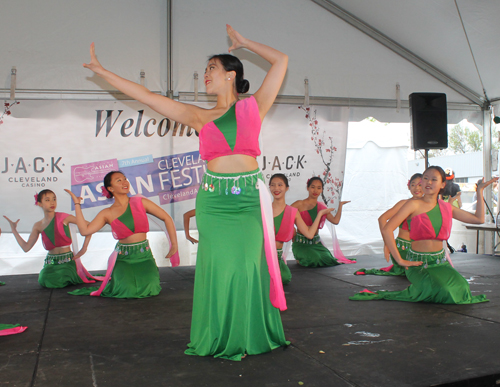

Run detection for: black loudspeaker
[[409, 92, 448, 150]]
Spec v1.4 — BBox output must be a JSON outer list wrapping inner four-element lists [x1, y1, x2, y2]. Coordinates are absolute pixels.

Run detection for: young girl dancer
[[270, 174, 333, 284], [291, 177, 353, 267], [3, 190, 95, 288], [355, 173, 423, 276], [66, 171, 178, 298], [81, 25, 289, 360], [350, 166, 496, 304]]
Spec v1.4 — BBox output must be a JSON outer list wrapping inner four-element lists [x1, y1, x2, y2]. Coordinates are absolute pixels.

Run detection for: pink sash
[[69, 224, 103, 283], [0, 325, 28, 336], [258, 179, 287, 311], [275, 206, 298, 242]]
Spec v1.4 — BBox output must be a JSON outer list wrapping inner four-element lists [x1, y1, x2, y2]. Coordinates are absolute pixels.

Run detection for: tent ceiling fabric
[[1, 0, 499, 110]]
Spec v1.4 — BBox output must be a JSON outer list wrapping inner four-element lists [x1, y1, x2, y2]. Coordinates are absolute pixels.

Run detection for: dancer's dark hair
[[269, 173, 289, 187], [103, 171, 125, 199], [37, 189, 55, 203], [307, 177, 324, 188], [209, 54, 250, 93], [409, 173, 423, 183]]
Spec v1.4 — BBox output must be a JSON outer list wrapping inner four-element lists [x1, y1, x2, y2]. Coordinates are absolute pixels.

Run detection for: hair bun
[[238, 79, 250, 94]]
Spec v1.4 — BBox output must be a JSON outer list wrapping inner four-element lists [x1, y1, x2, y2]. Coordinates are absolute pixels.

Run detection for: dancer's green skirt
[[350, 249, 488, 304], [278, 248, 292, 285], [185, 169, 288, 361], [39, 251, 83, 288], [68, 240, 160, 298], [292, 233, 341, 267], [354, 237, 409, 276]]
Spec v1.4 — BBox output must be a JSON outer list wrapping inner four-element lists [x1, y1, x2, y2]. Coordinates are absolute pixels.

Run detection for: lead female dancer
[[355, 173, 423, 276], [66, 171, 178, 298], [4, 190, 96, 288], [350, 166, 496, 304], [270, 173, 334, 284], [291, 177, 353, 267], [82, 25, 288, 359]]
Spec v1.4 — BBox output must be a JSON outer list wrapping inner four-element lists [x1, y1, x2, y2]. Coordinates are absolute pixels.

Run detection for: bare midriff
[[118, 232, 148, 245], [48, 246, 72, 255], [412, 239, 444, 253], [397, 229, 410, 240], [207, 154, 258, 173], [276, 241, 284, 250]]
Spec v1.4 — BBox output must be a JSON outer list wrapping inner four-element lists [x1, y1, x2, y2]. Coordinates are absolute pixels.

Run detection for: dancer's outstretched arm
[[295, 208, 334, 239], [84, 43, 204, 130], [452, 177, 498, 224], [64, 190, 107, 236]]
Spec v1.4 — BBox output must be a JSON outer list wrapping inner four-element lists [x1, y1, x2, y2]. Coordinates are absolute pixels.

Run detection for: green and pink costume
[[274, 205, 297, 285], [185, 96, 288, 361], [351, 200, 488, 304], [69, 197, 177, 298], [39, 212, 98, 288], [292, 202, 355, 267]]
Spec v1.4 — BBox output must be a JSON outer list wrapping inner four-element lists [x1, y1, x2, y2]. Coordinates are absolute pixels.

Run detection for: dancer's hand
[[3, 216, 19, 231], [227, 24, 248, 52], [83, 42, 105, 75], [383, 245, 390, 262], [64, 189, 82, 205], [166, 245, 178, 259], [186, 236, 199, 244], [339, 201, 351, 206], [400, 259, 423, 268], [476, 176, 499, 191]]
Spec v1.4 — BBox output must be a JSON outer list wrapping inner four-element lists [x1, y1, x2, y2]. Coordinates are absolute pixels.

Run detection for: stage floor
[[1, 253, 499, 387]]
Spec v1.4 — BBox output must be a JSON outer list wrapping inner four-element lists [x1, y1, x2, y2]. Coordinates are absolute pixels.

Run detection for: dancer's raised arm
[[326, 201, 350, 225], [3, 216, 40, 252], [84, 43, 204, 130], [64, 189, 107, 236], [452, 177, 498, 224], [226, 24, 288, 119]]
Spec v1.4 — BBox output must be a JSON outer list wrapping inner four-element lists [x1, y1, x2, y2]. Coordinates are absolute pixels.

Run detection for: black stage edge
[[1, 253, 499, 387]]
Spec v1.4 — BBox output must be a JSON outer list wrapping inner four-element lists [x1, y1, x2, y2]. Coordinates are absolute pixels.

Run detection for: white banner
[[1, 99, 348, 233]]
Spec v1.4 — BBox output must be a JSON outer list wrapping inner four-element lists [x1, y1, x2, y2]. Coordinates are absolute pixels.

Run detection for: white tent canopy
[[1, 0, 499, 110]]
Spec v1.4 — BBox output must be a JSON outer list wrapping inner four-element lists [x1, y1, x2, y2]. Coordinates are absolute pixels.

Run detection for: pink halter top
[[198, 96, 261, 161], [41, 212, 72, 250], [409, 200, 452, 241], [110, 197, 149, 240]]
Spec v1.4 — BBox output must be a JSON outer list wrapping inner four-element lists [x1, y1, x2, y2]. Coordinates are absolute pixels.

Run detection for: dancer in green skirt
[[291, 177, 352, 267], [350, 166, 496, 304], [66, 172, 178, 298], [270, 174, 334, 284], [355, 173, 423, 277], [4, 190, 94, 288], [80, 24, 289, 359]]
